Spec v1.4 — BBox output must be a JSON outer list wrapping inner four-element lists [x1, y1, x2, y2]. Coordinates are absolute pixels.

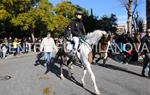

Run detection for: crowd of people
[[110, 31, 148, 65], [0, 37, 62, 59]]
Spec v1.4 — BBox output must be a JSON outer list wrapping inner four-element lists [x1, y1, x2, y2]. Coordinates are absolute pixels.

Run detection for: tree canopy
[[0, 0, 118, 40]]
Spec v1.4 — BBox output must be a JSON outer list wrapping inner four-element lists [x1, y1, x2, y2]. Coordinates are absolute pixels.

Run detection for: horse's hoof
[[103, 64, 106, 66], [96, 91, 101, 95], [81, 81, 85, 87], [81, 83, 85, 88], [60, 77, 64, 80], [70, 65, 73, 69], [60, 75, 65, 80]]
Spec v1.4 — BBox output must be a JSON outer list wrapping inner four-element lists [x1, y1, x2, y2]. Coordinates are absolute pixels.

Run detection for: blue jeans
[[44, 52, 52, 65]]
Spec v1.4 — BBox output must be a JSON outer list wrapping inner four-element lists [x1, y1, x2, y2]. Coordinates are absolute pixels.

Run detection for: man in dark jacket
[[69, 10, 86, 53], [141, 29, 150, 77]]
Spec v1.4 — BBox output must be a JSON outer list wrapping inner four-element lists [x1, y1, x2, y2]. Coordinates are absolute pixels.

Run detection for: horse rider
[[69, 10, 86, 53], [63, 10, 86, 67]]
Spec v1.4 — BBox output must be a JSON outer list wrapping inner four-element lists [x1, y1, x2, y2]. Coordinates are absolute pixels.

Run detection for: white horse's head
[[85, 30, 107, 45]]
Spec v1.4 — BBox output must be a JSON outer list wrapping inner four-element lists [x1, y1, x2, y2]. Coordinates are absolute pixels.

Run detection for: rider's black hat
[[75, 10, 83, 15]]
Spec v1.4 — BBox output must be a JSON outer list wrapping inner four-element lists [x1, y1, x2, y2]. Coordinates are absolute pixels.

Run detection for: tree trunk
[[147, 0, 150, 29], [127, 0, 133, 34], [30, 28, 35, 42], [31, 32, 35, 42]]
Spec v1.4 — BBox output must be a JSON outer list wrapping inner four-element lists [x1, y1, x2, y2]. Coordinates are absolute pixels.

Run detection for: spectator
[[0, 39, 2, 58], [8, 36, 13, 54], [13, 38, 20, 56], [140, 29, 150, 77], [27, 37, 32, 52], [1, 43, 7, 58], [17, 39, 21, 54], [24, 38, 29, 53], [40, 32, 58, 67]]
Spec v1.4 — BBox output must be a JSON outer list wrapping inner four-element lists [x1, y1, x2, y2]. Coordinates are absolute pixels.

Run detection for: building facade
[[117, 24, 126, 33]]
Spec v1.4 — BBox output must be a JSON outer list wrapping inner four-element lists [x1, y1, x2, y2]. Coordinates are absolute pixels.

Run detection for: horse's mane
[[134, 34, 141, 43], [85, 30, 106, 45], [86, 30, 104, 39], [100, 34, 111, 44]]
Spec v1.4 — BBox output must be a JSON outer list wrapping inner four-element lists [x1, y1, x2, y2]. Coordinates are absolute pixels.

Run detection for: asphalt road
[[0, 53, 149, 95]]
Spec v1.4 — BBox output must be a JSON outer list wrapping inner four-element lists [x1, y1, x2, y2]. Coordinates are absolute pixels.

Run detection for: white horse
[[75, 30, 106, 95], [55, 30, 107, 95]]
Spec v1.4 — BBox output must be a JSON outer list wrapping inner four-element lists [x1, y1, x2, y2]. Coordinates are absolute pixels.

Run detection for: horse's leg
[[92, 48, 97, 64], [58, 48, 65, 80], [60, 55, 65, 80], [95, 57, 101, 64], [86, 63, 100, 95], [103, 58, 106, 65], [67, 57, 72, 66], [53, 48, 62, 64], [81, 54, 100, 95], [80, 55, 100, 95], [81, 68, 87, 87], [103, 53, 108, 66], [67, 56, 74, 78]]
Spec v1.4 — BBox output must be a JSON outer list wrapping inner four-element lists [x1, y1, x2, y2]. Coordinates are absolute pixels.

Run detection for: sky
[[49, 0, 146, 25]]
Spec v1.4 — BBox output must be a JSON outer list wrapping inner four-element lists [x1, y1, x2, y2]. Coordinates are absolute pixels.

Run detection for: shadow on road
[[35, 60, 97, 95], [98, 63, 142, 77], [108, 53, 124, 63], [66, 75, 97, 95], [34, 60, 46, 67]]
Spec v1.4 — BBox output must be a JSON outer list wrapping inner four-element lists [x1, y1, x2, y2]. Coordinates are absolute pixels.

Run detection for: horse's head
[[101, 31, 107, 35], [100, 32, 112, 43], [85, 30, 109, 45]]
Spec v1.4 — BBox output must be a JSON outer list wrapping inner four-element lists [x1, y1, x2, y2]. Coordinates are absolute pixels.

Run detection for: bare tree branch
[[132, 0, 138, 15], [119, 0, 128, 10]]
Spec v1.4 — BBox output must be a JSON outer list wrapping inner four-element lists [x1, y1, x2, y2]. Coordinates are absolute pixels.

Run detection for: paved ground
[[0, 53, 149, 95]]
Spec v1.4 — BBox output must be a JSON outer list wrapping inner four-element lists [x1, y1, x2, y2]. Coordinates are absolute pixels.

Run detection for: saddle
[[64, 37, 91, 54]]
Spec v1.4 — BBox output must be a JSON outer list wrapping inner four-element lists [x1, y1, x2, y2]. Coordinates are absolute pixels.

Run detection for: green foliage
[[0, 0, 118, 38], [76, 5, 88, 16], [97, 14, 118, 33], [11, 12, 36, 30], [10, 0, 54, 36], [83, 10, 98, 32], [49, 15, 69, 31], [0, 0, 40, 37], [83, 12, 118, 33], [54, 1, 77, 19], [0, 9, 11, 20]]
